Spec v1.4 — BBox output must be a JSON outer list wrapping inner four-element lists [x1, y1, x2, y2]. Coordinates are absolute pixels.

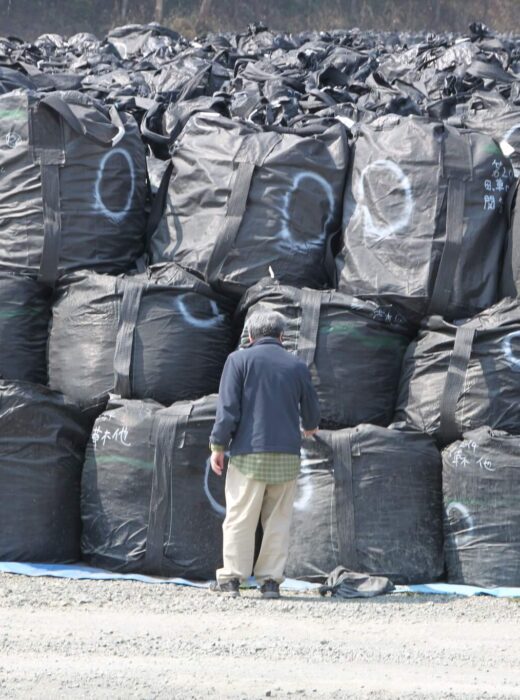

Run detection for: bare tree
[[155, 0, 165, 22]]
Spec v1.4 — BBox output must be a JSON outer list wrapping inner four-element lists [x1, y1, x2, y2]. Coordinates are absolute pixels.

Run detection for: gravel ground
[[1, 572, 520, 699]]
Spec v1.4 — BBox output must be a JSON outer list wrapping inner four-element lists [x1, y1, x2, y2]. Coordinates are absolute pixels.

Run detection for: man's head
[[247, 310, 286, 343]]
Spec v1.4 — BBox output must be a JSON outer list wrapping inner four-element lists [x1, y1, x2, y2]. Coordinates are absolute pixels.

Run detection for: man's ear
[[248, 333, 253, 343]]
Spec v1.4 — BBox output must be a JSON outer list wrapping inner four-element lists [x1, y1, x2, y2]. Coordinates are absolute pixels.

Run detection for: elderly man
[[209, 310, 320, 599]]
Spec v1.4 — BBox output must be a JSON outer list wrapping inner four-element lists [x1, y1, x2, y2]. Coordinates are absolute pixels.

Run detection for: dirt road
[[1, 573, 519, 699]]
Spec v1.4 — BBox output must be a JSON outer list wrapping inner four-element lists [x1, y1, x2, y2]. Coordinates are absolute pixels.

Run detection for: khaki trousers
[[216, 463, 297, 585]]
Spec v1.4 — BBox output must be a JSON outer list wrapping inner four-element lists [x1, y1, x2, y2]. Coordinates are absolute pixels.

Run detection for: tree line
[[1, 0, 519, 39]]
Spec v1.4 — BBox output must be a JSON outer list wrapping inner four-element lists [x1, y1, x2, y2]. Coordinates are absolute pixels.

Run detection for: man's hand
[[303, 427, 319, 438], [210, 450, 225, 476]]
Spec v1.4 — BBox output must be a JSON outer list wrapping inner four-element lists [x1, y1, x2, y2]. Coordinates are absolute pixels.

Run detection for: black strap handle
[[331, 431, 358, 571], [113, 278, 144, 398], [206, 161, 256, 288], [438, 325, 476, 445], [297, 289, 323, 368], [40, 93, 125, 146]]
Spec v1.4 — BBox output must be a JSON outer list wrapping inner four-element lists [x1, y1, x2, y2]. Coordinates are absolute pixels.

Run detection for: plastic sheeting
[[335, 115, 514, 322], [395, 298, 520, 445], [238, 278, 414, 428], [0, 380, 92, 563], [149, 113, 348, 298], [48, 263, 235, 408], [286, 424, 444, 584], [0, 271, 51, 383], [0, 90, 146, 283], [443, 427, 520, 588], [81, 395, 226, 579]]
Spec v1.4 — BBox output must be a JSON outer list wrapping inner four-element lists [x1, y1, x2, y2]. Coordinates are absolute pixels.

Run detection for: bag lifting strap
[[29, 99, 65, 286], [145, 405, 192, 574], [296, 289, 323, 368], [438, 325, 477, 445], [113, 278, 144, 398], [206, 160, 256, 288], [331, 431, 358, 571], [30, 95, 125, 285], [427, 125, 473, 315]]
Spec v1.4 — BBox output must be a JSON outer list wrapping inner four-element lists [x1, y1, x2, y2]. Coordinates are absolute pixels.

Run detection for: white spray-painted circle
[[503, 122, 520, 147], [204, 457, 226, 517], [502, 331, 520, 372], [94, 147, 135, 223], [277, 171, 335, 251], [356, 159, 413, 241], [446, 501, 474, 537], [176, 295, 222, 329]]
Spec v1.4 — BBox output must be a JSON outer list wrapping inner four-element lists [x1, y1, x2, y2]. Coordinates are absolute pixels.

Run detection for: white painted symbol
[[204, 457, 226, 517], [446, 501, 474, 536], [176, 295, 223, 329], [277, 171, 335, 251], [502, 331, 520, 372], [356, 159, 413, 241], [94, 148, 135, 223], [5, 131, 22, 149]]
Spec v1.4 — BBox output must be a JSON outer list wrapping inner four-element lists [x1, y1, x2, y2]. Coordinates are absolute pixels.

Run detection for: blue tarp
[[1, 562, 520, 596], [0, 561, 319, 591]]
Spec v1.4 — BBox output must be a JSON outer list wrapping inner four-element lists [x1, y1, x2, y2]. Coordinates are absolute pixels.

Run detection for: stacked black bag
[[81, 395, 225, 578], [48, 263, 236, 408], [239, 279, 413, 428], [0, 380, 92, 562]]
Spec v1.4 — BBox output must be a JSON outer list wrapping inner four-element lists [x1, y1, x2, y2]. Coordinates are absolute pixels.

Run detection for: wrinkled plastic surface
[[48, 263, 235, 407], [286, 424, 444, 584], [150, 113, 348, 297], [443, 427, 520, 588], [0, 90, 146, 277], [0, 380, 92, 562], [81, 395, 226, 579], [395, 298, 520, 442], [238, 278, 414, 428], [0, 271, 51, 383], [336, 115, 514, 321]]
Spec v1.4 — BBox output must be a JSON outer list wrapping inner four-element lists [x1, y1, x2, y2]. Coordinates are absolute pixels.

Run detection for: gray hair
[[247, 310, 286, 340]]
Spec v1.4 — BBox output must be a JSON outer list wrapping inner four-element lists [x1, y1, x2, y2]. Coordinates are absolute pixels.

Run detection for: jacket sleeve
[[210, 354, 243, 448], [299, 364, 321, 431]]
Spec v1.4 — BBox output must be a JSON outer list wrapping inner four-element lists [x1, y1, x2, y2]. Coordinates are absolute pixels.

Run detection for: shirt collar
[[250, 337, 283, 347]]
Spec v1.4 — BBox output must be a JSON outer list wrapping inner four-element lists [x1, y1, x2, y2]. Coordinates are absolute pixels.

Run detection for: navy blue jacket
[[210, 338, 321, 456]]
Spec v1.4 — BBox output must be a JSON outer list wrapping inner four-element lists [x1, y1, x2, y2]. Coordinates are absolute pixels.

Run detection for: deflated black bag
[[0, 380, 91, 562], [285, 425, 444, 584], [81, 395, 225, 578], [0, 271, 51, 383], [149, 113, 348, 298], [0, 90, 146, 284], [48, 263, 235, 408], [335, 115, 514, 322], [443, 427, 520, 587], [238, 279, 413, 428], [395, 298, 520, 445]]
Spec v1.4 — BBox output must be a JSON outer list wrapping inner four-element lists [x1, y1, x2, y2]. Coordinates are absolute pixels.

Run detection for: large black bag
[[335, 115, 514, 321], [0, 380, 91, 562], [0, 271, 51, 383], [81, 395, 225, 578], [286, 425, 444, 584], [48, 263, 235, 408], [149, 113, 348, 298], [238, 279, 413, 428], [395, 298, 520, 445], [0, 90, 147, 284], [443, 427, 520, 587]]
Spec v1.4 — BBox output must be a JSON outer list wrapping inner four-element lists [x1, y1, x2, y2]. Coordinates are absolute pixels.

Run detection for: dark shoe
[[209, 579, 240, 598], [259, 579, 280, 599]]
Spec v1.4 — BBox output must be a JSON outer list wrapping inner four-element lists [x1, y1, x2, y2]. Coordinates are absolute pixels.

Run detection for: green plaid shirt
[[211, 446, 300, 484]]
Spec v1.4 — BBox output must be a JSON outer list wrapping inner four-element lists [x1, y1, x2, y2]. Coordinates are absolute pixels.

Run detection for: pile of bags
[[1, 21, 520, 587]]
